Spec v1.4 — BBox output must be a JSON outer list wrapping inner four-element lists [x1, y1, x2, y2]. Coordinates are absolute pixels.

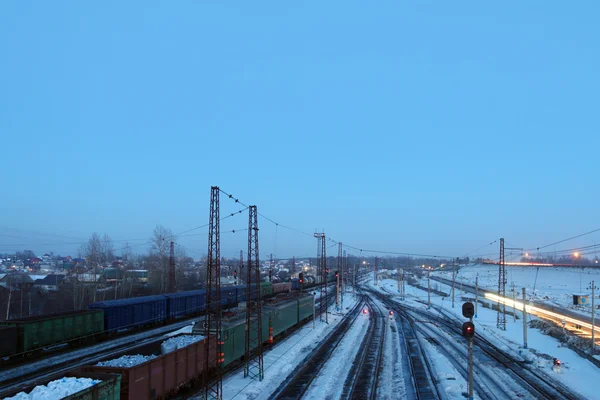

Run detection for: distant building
[[34, 274, 65, 291]]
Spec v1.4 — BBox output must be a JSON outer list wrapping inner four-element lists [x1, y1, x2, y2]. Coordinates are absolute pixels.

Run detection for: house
[[34, 274, 65, 291], [0, 273, 34, 290]]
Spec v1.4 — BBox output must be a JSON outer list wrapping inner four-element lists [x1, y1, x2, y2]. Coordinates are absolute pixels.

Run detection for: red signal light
[[389, 310, 394, 315], [363, 308, 368, 315]]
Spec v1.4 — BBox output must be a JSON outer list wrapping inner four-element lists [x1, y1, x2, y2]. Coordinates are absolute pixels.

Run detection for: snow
[[190, 292, 361, 400], [96, 354, 157, 367], [160, 335, 204, 354], [4, 377, 101, 400], [164, 323, 194, 337], [374, 277, 597, 399], [303, 299, 369, 400], [438, 263, 600, 319]]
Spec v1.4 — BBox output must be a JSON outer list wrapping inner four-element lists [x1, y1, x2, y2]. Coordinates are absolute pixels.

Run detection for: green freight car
[[297, 294, 314, 322], [1, 309, 104, 354], [62, 372, 121, 400], [220, 295, 315, 367], [2, 372, 121, 400], [263, 300, 298, 337], [259, 282, 273, 297], [220, 313, 269, 367]]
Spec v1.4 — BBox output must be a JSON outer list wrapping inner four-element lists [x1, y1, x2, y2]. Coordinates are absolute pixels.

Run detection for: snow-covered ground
[[4, 377, 102, 400], [435, 264, 600, 319], [191, 292, 361, 400], [302, 301, 369, 400], [374, 277, 599, 399]]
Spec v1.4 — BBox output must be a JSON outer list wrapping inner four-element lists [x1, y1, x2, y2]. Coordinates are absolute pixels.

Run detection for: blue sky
[[1, 2, 599, 259]]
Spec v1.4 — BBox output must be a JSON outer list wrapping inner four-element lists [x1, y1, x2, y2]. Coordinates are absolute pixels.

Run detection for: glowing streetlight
[[574, 252, 580, 258], [525, 252, 529, 257]]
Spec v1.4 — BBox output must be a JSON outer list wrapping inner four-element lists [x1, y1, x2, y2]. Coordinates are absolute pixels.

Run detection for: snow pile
[[161, 335, 204, 354], [5, 377, 101, 400], [96, 354, 157, 367]]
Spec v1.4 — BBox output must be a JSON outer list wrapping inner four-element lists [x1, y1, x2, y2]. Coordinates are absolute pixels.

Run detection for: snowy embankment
[[375, 278, 596, 400], [191, 292, 361, 400], [4, 377, 101, 400], [437, 264, 600, 320]]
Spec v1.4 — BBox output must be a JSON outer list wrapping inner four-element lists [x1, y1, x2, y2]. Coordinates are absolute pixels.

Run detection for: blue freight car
[[89, 295, 168, 332], [164, 290, 206, 319], [291, 279, 300, 290]]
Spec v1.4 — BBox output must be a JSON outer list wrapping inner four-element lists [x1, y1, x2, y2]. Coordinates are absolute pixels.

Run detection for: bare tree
[[150, 225, 174, 293]]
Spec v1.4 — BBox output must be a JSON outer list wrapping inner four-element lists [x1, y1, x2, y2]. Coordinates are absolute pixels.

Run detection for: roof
[[164, 290, 206, 299], [89, 295, 167, 308], [0, 273, 34, 284], [34, 274, 65, 285]]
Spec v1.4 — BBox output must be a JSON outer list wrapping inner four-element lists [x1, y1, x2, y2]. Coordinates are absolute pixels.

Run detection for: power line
[[529, 228, 600, 251]]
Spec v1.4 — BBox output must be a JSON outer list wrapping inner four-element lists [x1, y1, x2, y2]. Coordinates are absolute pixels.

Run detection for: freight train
[[0, 279, 326, 361], [3, 294, 315, 400]]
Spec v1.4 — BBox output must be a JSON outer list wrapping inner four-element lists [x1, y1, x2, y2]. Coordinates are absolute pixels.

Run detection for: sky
[[1, 2, 599, 260]]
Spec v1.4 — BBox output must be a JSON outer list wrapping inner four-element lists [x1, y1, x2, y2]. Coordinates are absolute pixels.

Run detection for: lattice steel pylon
[[343, 250, 347, 292], [238, 250, 244, 285], [337, 243, 343, 302], [497, 238, 506, 330], [320, 234, 328, 323], [374, 256, 379, 285], [169, 241, 176, 293], [203, 186, 222, 400], [244, 205, 264, 381]]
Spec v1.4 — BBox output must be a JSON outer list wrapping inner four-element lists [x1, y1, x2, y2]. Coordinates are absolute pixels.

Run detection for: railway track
[[377, 286, 585, 400], [366, 286, 441, 399], [0, 332, 170, 398], [340, 297, 385, 400], [268, 297, 365, 400], [404, 299, 585, 400]]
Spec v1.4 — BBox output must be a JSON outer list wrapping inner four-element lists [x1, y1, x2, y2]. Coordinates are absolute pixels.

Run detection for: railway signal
[[462, 321, 475, 338], [462, 302, 475, 400], [462, 302, 475, 319], [299, 272, 304, 284]]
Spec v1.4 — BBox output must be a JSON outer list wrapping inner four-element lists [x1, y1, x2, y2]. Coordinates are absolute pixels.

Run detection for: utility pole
[[245, 205, 264, 381], [427, 269, 431, 309], [401, 268, 405, 300], [203, 186, 223, 400], [589, 280, 598, 352], [269, 253, 273, 282], [452, 259, 456, 308], [353, 264, 356, 295], [468, 337, 474, 400], [238, 250, 244, 284], [475, 275, 478, 318], [374, 256, 378, 285], [512, 282, 517, 322], [522, 287, 528, 349], [497, 238, 507, 330], [314, 233, 327, 323], [337, 243, 342, 310], [397, 266, 401, 293]]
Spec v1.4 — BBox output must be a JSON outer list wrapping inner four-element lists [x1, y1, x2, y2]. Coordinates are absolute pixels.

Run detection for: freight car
[[0, 309, 104, 357], [89, 295, 168, 332], [1, 371, 121, 400], [84, 334, 215, 400], [0, 281, 314, 362], [0, 325, 18, 358]]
